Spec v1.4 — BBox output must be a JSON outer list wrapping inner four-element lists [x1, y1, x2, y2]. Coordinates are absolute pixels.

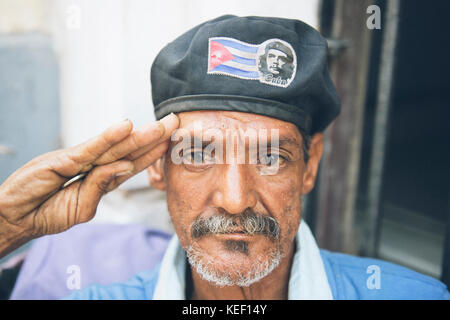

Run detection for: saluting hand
[[0, 114, 179, 258]]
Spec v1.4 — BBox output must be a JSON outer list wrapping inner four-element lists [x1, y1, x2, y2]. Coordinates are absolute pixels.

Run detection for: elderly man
[[0, 15, 448, 300]]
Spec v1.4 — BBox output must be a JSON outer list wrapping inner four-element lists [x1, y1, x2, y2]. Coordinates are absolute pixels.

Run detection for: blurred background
[[0, 0, 449, 297]]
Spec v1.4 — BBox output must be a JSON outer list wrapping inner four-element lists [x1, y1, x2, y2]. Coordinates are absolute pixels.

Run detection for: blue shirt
[[9, 222, 449, 300], [65, 250, 450, 300], [64, 224, 450, 300]]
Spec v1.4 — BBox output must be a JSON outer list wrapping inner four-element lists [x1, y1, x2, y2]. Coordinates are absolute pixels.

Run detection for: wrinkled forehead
[[175, 110, 303, 144]]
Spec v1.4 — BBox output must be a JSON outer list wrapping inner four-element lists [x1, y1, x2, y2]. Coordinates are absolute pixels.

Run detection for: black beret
[[151, 15, 340, 134]]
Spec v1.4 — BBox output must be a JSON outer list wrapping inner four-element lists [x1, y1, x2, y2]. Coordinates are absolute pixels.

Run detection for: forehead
[[176, 110, 302, 142]]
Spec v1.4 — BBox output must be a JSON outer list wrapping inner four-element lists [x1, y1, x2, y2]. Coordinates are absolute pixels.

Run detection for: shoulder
[[64, 264, 161, 300], [320, 249, 450, 300]]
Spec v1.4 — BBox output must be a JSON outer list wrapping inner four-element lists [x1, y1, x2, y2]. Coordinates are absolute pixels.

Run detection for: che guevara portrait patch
[[207, 37, 297, 88]]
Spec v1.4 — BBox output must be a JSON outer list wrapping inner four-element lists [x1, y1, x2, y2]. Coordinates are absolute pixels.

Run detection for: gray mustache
[[191, 209, 280, 240]]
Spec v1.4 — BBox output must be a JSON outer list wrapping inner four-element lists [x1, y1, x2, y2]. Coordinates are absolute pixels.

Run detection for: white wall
[[50, 0, 320, 188], [0, 0, 50, 34]]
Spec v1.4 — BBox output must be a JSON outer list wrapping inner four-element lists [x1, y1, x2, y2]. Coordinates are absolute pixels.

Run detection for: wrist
[[0, 212, 33, 259]]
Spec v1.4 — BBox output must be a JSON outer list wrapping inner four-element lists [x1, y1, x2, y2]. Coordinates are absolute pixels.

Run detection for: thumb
[[75, 160, 134, 224]]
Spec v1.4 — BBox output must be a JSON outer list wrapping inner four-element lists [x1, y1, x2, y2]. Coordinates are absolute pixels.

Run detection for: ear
[[146, 158, 166, 191], [301, 133, 324, 195]]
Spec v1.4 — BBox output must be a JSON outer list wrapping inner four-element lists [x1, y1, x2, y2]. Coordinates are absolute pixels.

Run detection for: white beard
[[185, 244, 283, 287]]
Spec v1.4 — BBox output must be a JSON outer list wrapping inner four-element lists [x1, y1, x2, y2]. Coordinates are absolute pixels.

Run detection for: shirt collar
[[152, 220, 333, 300]]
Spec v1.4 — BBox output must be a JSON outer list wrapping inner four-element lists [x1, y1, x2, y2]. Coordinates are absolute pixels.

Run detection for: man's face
[[266, 48, 288, 75], [148, 111, 322, 287]]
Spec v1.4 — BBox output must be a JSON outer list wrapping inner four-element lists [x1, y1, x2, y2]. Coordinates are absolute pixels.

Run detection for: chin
[[186, 238, 284, 287]]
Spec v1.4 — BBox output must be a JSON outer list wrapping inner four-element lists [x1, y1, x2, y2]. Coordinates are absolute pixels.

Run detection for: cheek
[[164, 162, 211, 245], [257, 165, 304, 238], [278, 186, 302, 239], [166, 167, 210, 212]]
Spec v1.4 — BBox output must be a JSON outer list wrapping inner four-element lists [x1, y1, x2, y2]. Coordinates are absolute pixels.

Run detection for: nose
[[212, 164, 257, 215]]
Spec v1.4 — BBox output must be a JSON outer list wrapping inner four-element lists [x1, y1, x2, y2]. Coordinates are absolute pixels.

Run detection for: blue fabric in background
[[10, 224, 170, 300]]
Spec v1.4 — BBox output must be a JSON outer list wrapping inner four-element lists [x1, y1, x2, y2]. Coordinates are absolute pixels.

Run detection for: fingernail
[[156, 121, 166, 138], [159, 113, 179, 134], [115, 170, 133, 177], [108, 118, 132, 132], [115, 162, 134, 177]]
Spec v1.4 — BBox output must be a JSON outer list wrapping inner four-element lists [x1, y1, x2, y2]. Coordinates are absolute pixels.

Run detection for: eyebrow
[[275, 137, 301, 148], [183, 134, 301, 149]]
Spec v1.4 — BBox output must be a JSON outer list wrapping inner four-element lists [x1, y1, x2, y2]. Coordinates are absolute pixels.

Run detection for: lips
[[220, 228, 246, 234], [215, 232, 255, 241]]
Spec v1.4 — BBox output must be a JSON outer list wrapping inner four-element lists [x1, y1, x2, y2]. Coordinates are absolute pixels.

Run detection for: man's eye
[[183, 150, 214, 165], [258, 153, 285, 166]]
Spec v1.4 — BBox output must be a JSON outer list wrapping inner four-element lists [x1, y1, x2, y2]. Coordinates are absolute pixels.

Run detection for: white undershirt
[[153, 220, 333, 300]]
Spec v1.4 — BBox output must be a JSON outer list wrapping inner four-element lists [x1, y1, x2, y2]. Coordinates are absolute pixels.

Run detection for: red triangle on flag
[[209, 41, 235, 71]]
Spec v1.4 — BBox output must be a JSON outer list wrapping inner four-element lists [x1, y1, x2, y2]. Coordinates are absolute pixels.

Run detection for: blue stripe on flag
[[210, 64, 259, 79], [232, 55, 256, 66], [214, 39, 258, 53]]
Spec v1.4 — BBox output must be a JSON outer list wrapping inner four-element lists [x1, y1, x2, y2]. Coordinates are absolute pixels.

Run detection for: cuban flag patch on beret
[[208, 37, 297, 88]]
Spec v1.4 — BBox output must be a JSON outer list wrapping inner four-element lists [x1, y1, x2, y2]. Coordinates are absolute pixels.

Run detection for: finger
[[107, 140, 169, 190], [94, 113, 179, 166], [27, 159, 135, 237], [74, 160, 135, 224], [123, 114, 179, 160], [65, 119, 133, 173], [9, 119, 132, 179], [0, 120, 134, 227], [0, 156, 83, 220], [24, 180, 85, 236], [124, 143, 153, 161]]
